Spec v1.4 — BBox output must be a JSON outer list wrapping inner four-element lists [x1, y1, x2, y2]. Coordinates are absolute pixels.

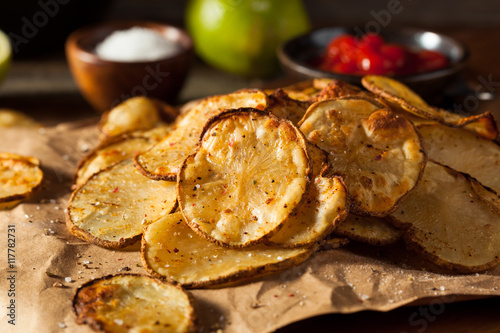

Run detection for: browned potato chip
[[334, 214, 402, 246], [362, 75, 499, 140], [299, 97, 426, 217], [73, 274, 198, 333], [267, 144, 348, 247], [99, 97, 178, 139], [390, 161, 500, 273], [141, 212, 315, 288], [313, 79, 365, 102], [0, 153, 43, 209], [178, 109, 311, 247], [267, 88, 310, 125], [418, 123, 500, 196], [135, 90, 269, 181], [67, 159, 176, 249], [0, 109, 40, 128]]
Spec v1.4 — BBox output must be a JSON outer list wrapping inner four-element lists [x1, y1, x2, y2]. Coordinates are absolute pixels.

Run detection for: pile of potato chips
[[64, 77, 500, 332]]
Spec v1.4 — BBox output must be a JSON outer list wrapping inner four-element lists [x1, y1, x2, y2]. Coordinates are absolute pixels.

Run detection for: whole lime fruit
[[186, 0, 310, 78]]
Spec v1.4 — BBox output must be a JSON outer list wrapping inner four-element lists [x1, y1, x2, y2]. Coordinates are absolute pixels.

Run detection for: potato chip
[[390, 161, 500, 273], [418, 123, 500, 195], [313, 79, 365, 102], [141, 212, 315, 288], [267, 144, 348, 247], [135, 90, 268, 181], [362, 75, 499, 140], [75, 137, 152, 188], [267, 88, 310, 125], [67, 159, 176, 249], [299, 97, 426, 216], [99, 97, 178, 139], [0, 153, 43, 209], [75, 125, 173, 188], [73, 274, 198, 333], [178, 109, 311, 247], [0, 109, 39, 128], [334, 214, 402, 246]]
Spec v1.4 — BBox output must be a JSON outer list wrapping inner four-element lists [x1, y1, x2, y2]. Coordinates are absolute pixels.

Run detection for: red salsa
[[314, 33, 449, 76]]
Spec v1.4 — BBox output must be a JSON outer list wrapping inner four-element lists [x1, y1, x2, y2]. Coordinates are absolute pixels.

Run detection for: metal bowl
[[278, 27, 469, 98]]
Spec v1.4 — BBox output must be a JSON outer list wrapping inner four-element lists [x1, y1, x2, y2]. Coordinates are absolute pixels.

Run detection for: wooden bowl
[[66, 21, 193, 112]]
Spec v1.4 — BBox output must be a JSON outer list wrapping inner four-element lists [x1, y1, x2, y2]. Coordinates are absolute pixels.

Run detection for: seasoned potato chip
[[75, 125, 173, 188], [391, 161, 500, 272], [67, 159, 176, 249], [0, 153, 43, 209], [99, 97, 177, 139], [267, 144, 348, 247], [141, 213, 315, 288], [362, 75, 498, 140], [73, 274, 198, 333], [76, 136, 154, 188], [299, 97, 426, 216], [267, 89, 310, 125], [418, 123, 500, 195], [178, 109, 311, 247], [334, 214, 402, 246], [0, 109, 39, 128], [135, 90, 268, 181], [314, 79, 365, 102]]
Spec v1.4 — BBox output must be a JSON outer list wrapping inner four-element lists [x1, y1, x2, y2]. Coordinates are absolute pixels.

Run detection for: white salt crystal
[[95, 27, 180, 62], [65, 277, 72, 283]]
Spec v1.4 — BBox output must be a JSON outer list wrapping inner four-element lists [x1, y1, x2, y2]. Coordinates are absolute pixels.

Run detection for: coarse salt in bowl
[[95, 27, 181, 62]]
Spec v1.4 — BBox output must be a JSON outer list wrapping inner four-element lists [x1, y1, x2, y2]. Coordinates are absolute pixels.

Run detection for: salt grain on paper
[[65, 277, 72, 283], [95, 27, 181, 62]]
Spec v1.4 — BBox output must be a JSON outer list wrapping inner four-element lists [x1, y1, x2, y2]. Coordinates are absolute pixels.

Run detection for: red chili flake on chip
[[229, 139, 234, 147], [113, 187, 119, 193], [173, 248, 179, 253], [374, 155, 382, 161], [169, 142, 175, 147]]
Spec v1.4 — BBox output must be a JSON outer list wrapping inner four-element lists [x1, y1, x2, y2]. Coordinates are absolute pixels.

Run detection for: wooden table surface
[[0, 27, 499, 333]]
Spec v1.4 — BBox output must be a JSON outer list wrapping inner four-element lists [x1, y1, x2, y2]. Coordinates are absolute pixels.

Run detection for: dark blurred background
[[1, 0, 499, 122], [2, 0, 500, 58]]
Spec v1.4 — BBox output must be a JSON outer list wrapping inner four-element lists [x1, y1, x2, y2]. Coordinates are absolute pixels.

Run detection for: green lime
[[186, 0, 310, 78], [0, 30, 12, 85]]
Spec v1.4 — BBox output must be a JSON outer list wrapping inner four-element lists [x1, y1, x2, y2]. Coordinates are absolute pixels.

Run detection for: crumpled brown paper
[[0, 121, 499, 333]]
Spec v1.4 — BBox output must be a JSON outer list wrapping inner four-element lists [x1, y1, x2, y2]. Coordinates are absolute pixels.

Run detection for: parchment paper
[[0, 121, 499, 333]]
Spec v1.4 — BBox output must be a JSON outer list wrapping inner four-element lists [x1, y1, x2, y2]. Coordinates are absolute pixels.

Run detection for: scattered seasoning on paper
[[64, 277, 72, 283]]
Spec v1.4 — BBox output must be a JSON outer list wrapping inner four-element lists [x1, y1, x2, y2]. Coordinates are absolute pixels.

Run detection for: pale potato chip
[[99, 97, 177, 139], [0, 109, 39, 128], [390, 161, 500, 273], [75, 125, 173, 188], [178, 109, 311, 247], [418, 123, 500, 196], [73, 274, 198, 333], [334, 214, 402, 246], [141, 212, 315, 288], [135, 90, 268, 181], [67, 159, 176, 249], [362, 75, 499, 140], [267, 144, 348, 247], [75, 136, 153, 188], [0, 153, 43, 209], [299, 97, 426, 217]]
